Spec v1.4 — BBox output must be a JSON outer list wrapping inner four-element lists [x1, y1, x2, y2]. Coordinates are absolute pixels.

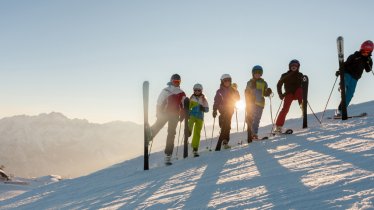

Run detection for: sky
[[1, 0, 373, 126]]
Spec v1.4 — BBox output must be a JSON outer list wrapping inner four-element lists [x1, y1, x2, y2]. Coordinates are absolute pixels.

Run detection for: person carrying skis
[[150, 74, 186, 165], [188, 83, 209, 157], [213, 74, 240, 150], [245, 65, 272, 141], [335, 40, 373, 117], [275, 59, 304, 133]]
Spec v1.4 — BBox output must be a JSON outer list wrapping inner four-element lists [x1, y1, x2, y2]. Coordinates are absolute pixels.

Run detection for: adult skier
[[335, 40, 373, 117], [149, 74, 186, 165]]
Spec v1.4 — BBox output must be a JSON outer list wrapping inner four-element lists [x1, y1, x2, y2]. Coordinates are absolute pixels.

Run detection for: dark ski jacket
[[343, 51, 373, 80], [213, 85, 240, 114], [277, 70, 303, 96]]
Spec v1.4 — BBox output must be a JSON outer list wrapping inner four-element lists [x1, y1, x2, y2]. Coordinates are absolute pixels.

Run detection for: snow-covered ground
[[0, 101, 373, 209]]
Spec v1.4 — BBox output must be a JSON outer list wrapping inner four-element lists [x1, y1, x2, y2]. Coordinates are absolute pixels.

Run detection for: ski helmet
[[193, 83, 203, 90], [170, 74, 181, 81], [360, 40, 374, 52], [289, 59, 300, 69], [220, 74, 232, 80], [252, 65, 263, 75]]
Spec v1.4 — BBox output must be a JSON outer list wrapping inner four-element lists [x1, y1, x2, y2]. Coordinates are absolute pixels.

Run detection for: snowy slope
[[0, 101, 373, 209]]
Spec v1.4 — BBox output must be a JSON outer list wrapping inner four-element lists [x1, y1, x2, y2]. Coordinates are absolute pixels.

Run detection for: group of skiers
[[148, 40, 373, 165]]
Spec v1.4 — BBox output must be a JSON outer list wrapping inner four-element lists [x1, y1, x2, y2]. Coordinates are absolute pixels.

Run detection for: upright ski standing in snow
[[337, 36, 348, 120], [143, 81, 150, 170], [302, 75, 309, 128], [183, 98, 190, 158]]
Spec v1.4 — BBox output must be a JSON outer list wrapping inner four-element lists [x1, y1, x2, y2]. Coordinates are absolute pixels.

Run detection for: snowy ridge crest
[[0, 101, 373, 209]]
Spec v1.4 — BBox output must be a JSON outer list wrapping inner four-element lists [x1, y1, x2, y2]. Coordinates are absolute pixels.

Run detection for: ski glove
[[200, 105, 205, 112], [264, 88, 273, 97], [335, 70, 340, 77], [367, 57, 373, 67], [212, 110, 217, 118], [279, 93, 286, 100]]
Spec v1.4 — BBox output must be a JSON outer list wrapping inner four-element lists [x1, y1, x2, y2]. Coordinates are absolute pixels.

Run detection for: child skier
[[150, 74, 186, 165], [275, 59, 304, 133], [335, 40, 373, 116], [245, 65, 272, 141], [188, 83, 209, 157], [212, 74, 240, 151]]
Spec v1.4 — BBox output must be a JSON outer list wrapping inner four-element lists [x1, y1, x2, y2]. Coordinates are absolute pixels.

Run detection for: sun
[[235, 100, 246, 110]]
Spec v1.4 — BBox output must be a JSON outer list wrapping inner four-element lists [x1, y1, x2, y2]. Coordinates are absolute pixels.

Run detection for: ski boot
[[193, 150, 199, 157], [334, 109, 342, 117], [222, 140, 231, 149], [273, 126, 282, 135], [164, 155, 172, 165]]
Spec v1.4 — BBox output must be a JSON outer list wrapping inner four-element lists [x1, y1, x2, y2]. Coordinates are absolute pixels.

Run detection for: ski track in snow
[[0, 102, 373, 209]]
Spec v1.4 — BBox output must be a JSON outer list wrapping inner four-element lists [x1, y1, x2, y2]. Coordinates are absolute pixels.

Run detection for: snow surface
[[0, 101, 373, 209]]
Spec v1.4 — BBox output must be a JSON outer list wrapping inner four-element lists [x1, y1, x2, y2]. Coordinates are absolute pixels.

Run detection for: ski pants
[[150, 113, 179, 156], [338, 73, 358, 111], [218, 110, 234, 143], [188, 116, 204, 151], [246, 105, 264, 136], [276, 87, 303, 127]]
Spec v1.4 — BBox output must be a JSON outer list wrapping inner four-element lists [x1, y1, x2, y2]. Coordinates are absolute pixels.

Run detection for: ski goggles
[[253, 70, 263, 75], [172, 80, 181, 86], [361, 50, 371, 56]]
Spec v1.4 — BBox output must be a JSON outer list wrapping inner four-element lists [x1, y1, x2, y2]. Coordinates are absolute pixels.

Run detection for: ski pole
[[308, 102, 322, 124], [270, 99, 283, 135], [203, 122, 207, 140], [209, 117, 216, 151], [175, 121, 182, 159], [235, 108, 239, 132], [320, 76, 338, 123], [269, 93, 275, 127], [243, 109, 246, 132]]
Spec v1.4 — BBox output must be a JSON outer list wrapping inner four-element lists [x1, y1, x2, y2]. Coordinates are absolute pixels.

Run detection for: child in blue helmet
[[245, 65, 272, 141]]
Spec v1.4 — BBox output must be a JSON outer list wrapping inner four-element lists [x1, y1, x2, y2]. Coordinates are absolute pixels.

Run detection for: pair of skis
[[142, 82, 190, 170]]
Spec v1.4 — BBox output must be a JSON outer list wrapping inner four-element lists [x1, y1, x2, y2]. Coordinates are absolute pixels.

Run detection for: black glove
[[212, 110, 217, 118], [279, 93, 285, 100], [335, 70, 340, 77], [200, 105, 205, 111], [368, 57, 373, 67]]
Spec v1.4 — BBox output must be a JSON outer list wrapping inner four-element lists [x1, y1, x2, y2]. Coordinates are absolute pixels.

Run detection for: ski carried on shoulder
[[328, 112, 367, 120]]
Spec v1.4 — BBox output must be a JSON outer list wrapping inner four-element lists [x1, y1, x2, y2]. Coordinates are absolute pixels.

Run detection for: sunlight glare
[[235, 100, 246, 110]]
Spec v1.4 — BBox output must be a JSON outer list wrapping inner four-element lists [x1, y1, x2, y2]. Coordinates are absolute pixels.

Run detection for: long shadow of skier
[[251, 142, 324, 209]]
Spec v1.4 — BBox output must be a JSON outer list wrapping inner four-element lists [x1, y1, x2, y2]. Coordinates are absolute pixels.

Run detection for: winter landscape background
[[0, 101, 373, 209], [0, 112, 172, 178]]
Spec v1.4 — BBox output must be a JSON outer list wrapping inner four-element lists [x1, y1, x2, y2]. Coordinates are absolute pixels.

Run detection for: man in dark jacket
[[335, 40, 373, 116], [275, 59, 304, 133]]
